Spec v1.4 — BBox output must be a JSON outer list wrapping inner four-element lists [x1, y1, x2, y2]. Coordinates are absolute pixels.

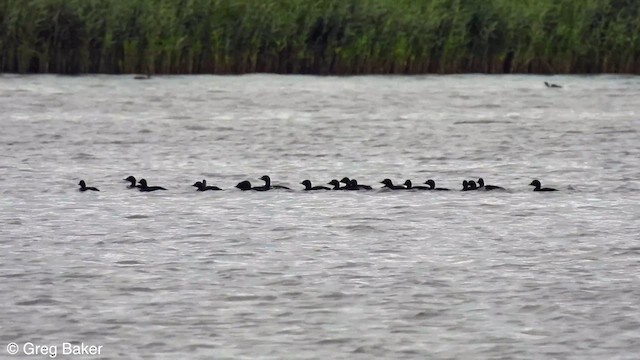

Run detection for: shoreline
[[2, 0, 639, 75]]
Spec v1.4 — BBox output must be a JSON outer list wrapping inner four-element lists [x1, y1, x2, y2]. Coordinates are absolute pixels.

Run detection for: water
[[1, 74, 639, 360]]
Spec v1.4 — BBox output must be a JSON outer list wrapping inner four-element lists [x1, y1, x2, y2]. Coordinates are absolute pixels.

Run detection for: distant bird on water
[[138, 179, 167, 192], [134, 68, 151, 80], [424, 179, 450, 191], [348, 179, 372, 190], [235, 180, 256, 191], [78, 180, 99, 192], [328, 179, 345, 190], [461, 180, 479, 191], [477, 178, 505, 191], [193, 179, 222, 191], [544, 81, 562, 88], [123, 176, 139, 189], [255, 175, 290, 190], [403, 180, 430, 190], [339, 177, 373, 190], [301, 180, 330, 191], [380, 179, 406, 190], [530, 179, 558, 192]]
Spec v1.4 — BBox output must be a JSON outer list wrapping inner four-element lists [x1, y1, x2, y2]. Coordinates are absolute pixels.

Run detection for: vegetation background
[[1, 0, 639, 74]]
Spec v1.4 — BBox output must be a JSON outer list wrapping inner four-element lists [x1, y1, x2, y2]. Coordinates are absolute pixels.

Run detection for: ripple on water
[[115, 260, 143, 265], [16, 297, 61, 306], [454, 120, 512, 124], [185, 125, 208, 131], [118, 287, 156, 293], [224, 295, 262, 301], [126, 215, 150, 219]]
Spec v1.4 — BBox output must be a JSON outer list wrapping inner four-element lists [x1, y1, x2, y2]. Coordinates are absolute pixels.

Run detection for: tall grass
[[1, 0, 639, 74]]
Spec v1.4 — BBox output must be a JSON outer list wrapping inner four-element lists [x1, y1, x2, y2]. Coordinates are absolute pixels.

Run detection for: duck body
[[138, 179, 167, 192], [201, 179, 222, 191], [349, 179, 372, 190], [235, 180, 256, 191], [235, 180, 269, 191], [123, 176, 140, 189], [425, 179, 450, 191], [530, 179, 558, 191], [477, 178, 505, 191], [328, 179, 346, 190], [301, 180, 330, 191], [193, 180, 222, 191], [461, 180, 479, 191], [544, 81, 562, 88], [78, 180, 99, 192], [340, 177, 357, 190], [403, 180, 430, 190], [380, 179, 406, 190], [338, 177, 370, 190], [254, 175, 290, 191]]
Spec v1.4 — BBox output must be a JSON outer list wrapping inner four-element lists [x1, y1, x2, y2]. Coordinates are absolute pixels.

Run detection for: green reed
[[1, 0, 639, 74]]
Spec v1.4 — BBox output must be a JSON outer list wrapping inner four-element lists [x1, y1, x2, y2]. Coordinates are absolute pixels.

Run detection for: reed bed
[[1, 0, 639, 74]]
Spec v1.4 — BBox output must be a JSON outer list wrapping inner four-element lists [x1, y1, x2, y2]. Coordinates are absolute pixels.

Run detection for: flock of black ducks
[[78, 176, 559, 192], [91, 80, 563, 194]]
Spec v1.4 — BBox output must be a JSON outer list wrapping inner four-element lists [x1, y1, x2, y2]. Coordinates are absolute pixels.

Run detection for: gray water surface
[[1, 74, 639, 359]]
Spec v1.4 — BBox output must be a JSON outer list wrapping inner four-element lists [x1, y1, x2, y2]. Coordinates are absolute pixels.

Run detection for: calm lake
[[1, 74, 639, 359]]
